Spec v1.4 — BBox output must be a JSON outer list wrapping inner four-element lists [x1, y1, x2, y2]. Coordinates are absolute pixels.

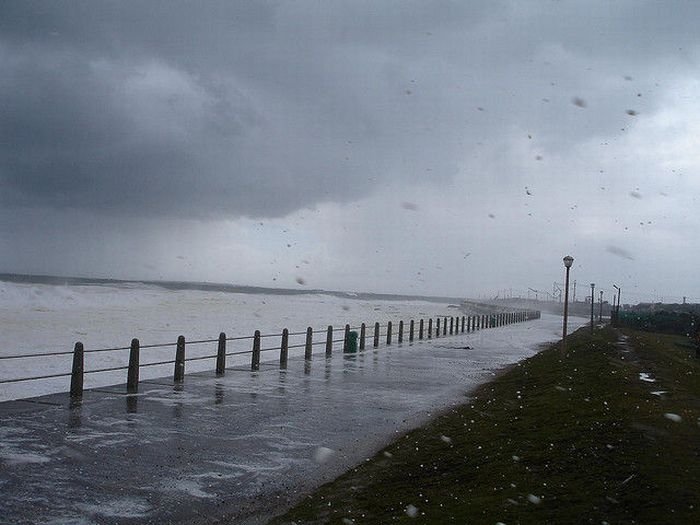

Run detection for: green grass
[[271, 326, 700, 524]]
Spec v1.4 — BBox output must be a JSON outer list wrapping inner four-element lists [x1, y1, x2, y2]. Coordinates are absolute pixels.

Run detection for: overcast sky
[[1, 1, 699, 303]]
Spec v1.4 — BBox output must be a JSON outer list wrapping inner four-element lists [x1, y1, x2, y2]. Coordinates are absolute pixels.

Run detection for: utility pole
[[598, 290, 603, 322]]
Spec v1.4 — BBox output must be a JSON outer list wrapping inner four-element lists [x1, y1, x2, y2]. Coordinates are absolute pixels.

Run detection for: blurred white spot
[[342, 519, 354, 525], [440, 435, 452, 444], [512, 455, 520, 461], [313, 446, 334, 464], [527, 494, 541, 504], [405, 504, 419, 518], [639, 373, 655, 382], [664, 413, 682, 423], [383, 451, 393, 458]]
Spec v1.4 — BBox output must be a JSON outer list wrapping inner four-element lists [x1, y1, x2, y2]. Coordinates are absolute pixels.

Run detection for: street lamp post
[[562, 256, 574, 341], [590, 283, 595, 333], [612, 284, 621, 324], [598, 290, 603, 322]]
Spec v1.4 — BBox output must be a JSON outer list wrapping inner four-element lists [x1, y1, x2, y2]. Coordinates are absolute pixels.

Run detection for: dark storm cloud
[[2, 1, 700, 219]]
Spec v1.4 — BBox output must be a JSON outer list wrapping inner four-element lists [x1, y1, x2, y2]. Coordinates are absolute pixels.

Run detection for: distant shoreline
[[0, 272, 466, 305]]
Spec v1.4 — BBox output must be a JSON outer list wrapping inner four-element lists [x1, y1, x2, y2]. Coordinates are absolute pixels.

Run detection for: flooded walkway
[[0, 314, 586, 524]]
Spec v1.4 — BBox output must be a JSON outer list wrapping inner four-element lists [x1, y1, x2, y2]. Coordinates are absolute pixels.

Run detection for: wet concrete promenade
[[0, 314, 586, 524]]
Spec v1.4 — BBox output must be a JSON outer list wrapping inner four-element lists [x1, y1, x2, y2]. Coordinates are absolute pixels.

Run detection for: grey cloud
[[1, 1, 699, 220]]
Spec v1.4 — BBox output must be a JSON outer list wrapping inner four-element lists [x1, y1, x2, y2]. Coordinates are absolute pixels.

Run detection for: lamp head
[[563, 255, 574, 268]]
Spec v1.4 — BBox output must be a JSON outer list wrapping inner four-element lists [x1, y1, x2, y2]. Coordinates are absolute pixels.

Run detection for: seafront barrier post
[[325, 326, 333, 357], [251, 331, 261, 371], [216, 333, 226, 375], [127, 338, 140, 393], [280, 328, 289, 369], [69, 342, 83, 398], [304, 327, 313, 360], [174, 336, 186, 381]]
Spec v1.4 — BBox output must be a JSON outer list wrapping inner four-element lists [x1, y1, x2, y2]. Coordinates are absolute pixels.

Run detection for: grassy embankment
[[272, 325, 700, 524]]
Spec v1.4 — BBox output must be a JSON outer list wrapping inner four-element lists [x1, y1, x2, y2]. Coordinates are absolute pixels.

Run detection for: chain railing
[[0, 311, 541, 399]]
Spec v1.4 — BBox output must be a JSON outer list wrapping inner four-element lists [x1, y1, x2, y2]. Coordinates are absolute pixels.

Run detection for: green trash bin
[[346, 331, 358, 353]]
